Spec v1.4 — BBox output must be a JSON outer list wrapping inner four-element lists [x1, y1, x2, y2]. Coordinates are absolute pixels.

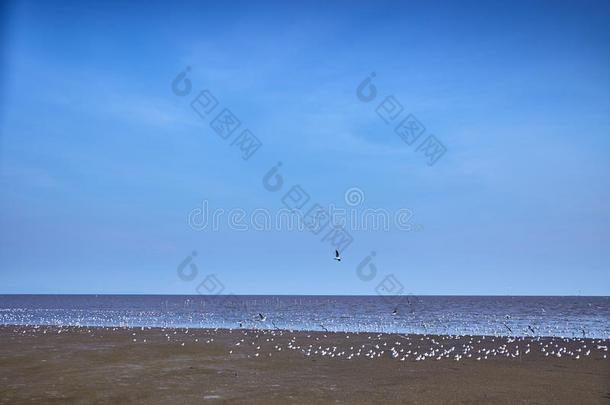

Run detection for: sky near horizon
[[0, 0, 609, 295]]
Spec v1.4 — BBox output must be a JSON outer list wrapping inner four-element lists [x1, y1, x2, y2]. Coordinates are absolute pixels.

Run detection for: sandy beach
[[1, 325, 608, 404]]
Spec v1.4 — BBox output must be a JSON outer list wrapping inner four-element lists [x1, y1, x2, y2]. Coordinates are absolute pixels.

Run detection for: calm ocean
[[1, 295, 609, 338]]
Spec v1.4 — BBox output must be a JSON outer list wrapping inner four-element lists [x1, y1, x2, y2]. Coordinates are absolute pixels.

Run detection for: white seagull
[[334, 250, 341, 262]]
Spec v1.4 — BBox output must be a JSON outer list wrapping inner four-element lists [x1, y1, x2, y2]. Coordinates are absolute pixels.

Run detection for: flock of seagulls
[[3, 325, 608, 363], [221, 329, 609, 363], [1, 289, 608, 355], [1, 301, 608, 340]]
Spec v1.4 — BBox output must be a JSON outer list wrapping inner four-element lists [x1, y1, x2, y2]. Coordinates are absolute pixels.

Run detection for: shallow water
[[1, 295, 609, 338]]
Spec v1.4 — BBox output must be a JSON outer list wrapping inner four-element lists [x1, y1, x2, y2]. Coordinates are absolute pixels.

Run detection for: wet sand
[[1, 325, 609, 404]]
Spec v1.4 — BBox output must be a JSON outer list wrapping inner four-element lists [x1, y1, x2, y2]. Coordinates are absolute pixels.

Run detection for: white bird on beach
[[334, 250, 341, 262]]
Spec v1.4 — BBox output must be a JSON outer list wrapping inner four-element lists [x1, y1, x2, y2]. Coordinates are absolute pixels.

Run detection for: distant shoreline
[[3, 295, 608, 339], [2, 293, 610, 297], [1, 323, 608, 341]]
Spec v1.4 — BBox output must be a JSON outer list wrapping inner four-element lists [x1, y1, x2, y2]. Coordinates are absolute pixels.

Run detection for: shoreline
[[1, 323, 608, 340]]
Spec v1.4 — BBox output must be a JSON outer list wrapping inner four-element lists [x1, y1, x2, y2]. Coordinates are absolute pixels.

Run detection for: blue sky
[[0, 0, 609, 295]]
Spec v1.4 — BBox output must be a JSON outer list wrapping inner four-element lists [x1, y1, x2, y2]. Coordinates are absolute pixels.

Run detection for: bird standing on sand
[[334, 250, 341, 262]]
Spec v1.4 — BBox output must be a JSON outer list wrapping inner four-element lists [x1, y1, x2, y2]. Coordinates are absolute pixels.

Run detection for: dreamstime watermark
[[356, 72, 448, 166], [174, 250, 249, 314], [172, 66, 263, 161], [345, 187, 365, 206], [171, 67, 416, 309], [188, 188, 421, 232], [177, 250, 227, 295]]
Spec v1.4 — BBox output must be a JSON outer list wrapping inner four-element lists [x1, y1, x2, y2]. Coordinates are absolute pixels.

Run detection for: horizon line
[[1, 293, 608, 298]]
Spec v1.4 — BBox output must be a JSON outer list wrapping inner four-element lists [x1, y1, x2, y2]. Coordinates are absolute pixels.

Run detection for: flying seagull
[[334, 250, 341, 262], [258, 313, 266, 321]]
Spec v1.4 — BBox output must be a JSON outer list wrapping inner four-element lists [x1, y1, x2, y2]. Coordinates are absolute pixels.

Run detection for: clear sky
[[0, 0, 609, 295]]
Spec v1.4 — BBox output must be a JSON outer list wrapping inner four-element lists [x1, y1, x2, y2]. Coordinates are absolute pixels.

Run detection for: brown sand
[[1, 325, 609, 404]]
